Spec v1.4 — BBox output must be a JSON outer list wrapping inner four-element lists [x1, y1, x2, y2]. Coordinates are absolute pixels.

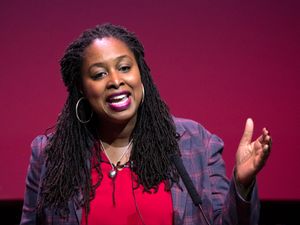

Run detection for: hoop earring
[[75, 97, 93, 123], [141, 85, 145, 104]]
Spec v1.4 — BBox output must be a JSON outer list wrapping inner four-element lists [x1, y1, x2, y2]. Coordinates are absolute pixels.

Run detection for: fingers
[[259, 128, 272, 150], [240, 118, 254, 145], [258, 128, 272, 164]]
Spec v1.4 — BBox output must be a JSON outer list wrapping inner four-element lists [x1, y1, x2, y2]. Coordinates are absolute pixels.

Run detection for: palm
[[235, 118, 272, 187]]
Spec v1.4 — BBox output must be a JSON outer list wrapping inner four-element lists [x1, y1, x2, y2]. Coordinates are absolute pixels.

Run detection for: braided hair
[[38, 23, 180, 218]]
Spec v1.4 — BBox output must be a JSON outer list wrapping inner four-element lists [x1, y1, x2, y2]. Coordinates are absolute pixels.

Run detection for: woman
[[20, 23, 272, 225]]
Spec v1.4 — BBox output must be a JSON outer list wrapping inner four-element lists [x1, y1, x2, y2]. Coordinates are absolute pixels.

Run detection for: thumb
[[239, 118, 254, 145]]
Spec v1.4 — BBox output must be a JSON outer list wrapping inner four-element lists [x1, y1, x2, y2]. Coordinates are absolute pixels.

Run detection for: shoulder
[[31, 134, 49, 147], [30, 134, 50, 162], [172, 115, 224, 149], [172, 116, 211, 137]]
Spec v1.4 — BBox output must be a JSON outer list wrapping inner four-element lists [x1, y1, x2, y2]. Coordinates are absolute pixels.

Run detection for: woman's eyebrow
[[88, 55, 134, 73], [88, 62, 106, 74], [115, 55, 133, 63]]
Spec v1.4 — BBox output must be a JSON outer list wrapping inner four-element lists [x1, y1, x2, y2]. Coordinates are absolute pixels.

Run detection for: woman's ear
[[76, 81, 84, 95]]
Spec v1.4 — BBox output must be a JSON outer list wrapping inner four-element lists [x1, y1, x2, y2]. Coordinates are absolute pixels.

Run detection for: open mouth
[[107, 92, 131, 111]]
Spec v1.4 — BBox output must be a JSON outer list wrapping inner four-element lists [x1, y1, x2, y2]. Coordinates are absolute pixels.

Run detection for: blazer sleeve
[[207, 133, 260, 225], [20, 135, 47, 225]]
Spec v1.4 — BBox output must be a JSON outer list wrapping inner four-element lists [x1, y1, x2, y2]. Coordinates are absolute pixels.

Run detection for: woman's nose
[[107, 71, 124, 89]]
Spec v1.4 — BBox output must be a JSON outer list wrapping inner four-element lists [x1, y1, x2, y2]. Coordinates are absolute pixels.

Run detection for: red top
[[81, 152, 173, 225]]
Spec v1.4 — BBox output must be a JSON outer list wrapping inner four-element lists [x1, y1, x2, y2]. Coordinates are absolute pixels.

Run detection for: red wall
[[0, 0, 299, 200]]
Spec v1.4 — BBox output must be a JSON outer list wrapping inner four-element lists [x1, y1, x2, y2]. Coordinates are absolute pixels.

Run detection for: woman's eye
[[119, 65, 130, 73], [92, 71, 107, 79]]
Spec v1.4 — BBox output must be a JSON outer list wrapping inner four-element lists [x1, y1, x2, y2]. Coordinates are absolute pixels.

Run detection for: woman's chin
[[99, 108, 138, 125]]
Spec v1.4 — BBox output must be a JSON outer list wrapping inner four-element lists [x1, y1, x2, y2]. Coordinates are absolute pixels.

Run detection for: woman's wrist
[[234, 168, 255, 200]]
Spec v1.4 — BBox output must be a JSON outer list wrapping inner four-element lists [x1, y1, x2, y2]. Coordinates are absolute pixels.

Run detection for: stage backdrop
[[0, 0, 299, 200]]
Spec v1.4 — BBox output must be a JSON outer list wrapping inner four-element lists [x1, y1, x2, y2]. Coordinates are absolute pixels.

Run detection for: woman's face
[[80, 37, 143, 125]]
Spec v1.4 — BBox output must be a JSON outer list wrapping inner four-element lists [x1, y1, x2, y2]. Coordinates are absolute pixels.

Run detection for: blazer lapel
[[171, 180, 188, 224], [171, 118, 189, 223]]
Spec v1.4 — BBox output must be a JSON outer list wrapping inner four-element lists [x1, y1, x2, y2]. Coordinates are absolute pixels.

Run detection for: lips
[[106, 91, 131, 111]]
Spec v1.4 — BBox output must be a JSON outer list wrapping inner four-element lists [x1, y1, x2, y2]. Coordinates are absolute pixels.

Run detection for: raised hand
[[235, 118, 272, 187]]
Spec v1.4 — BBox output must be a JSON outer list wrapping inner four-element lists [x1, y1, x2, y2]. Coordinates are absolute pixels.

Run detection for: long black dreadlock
[[38, 23, 180, 219]]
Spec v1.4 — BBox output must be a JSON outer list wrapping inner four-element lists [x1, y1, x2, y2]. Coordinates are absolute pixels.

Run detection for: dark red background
[[0, 0, 299, 200]]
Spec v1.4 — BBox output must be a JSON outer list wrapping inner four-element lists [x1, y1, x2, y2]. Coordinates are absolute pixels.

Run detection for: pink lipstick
[[107, 91, 131, 112]]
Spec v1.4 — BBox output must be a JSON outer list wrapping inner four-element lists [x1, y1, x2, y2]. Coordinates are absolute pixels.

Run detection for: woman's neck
[[97, 116, 136, 147], [96, 116, 136, 165]]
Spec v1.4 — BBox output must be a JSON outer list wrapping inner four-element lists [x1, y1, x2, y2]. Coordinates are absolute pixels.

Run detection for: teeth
[[111, 97, 128, 106], [110, 94, 127, 102], [108, 93, 131, 109]]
